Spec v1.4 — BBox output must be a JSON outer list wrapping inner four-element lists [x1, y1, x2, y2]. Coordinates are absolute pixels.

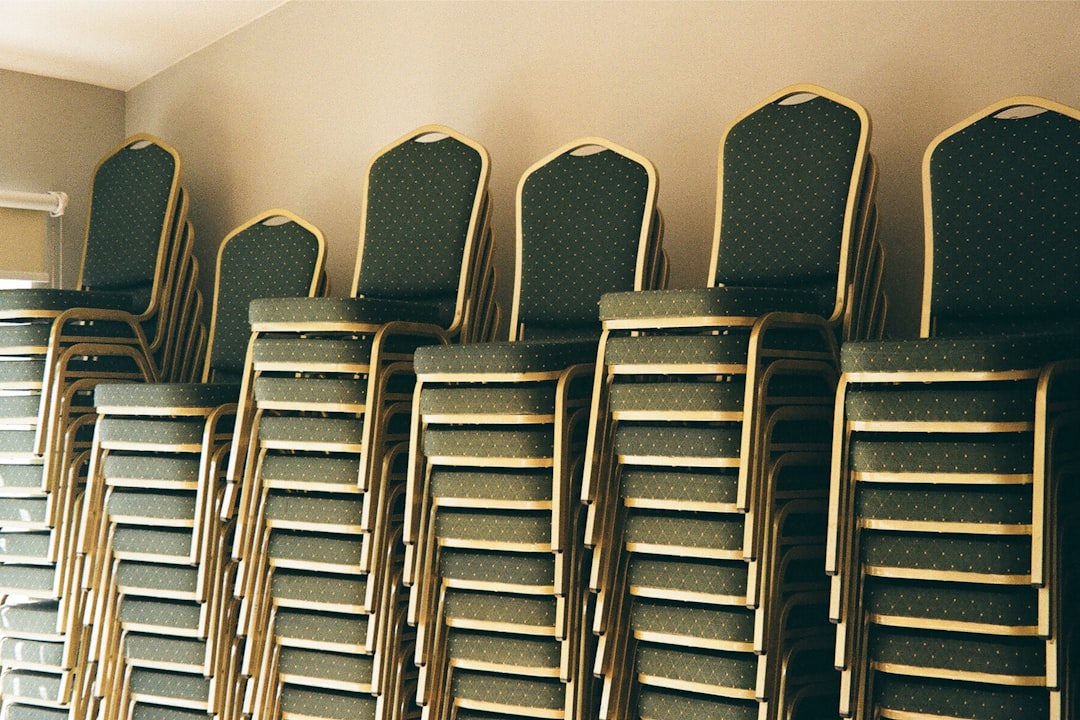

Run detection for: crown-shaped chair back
[[923, 97, 1080, 337], [204, 210, 326, 383], [78, 134, 182, 316], [512, 138, 658, 340], [711, 85, 869, 323], [351, 126, 489, 332]]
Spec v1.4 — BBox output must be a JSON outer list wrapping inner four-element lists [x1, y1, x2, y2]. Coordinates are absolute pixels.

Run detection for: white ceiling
[[0, 0, 289, 91]]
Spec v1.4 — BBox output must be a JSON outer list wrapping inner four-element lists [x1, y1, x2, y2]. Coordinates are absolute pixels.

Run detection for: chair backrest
[[922, 96, 1080, 337], [78, 134, 182, 315], [351, 125, 490, 331], [511, 137, 658, 340], [204, 210, 326, 382], [710, 84, 870, 323]]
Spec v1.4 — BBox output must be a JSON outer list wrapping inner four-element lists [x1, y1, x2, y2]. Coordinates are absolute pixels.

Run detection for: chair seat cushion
[[414, 339, 598, 376], [0, 288, 132, 315], [0, 599, 61, 637], [277, 646, 373, 686], [599, 286, 827, 323], [841, 331, 1080, 373], [844, 383, 1036, 424], [249, 296, 444, 328], [94, 382, 240, 411], [419, 385, 558, 416]]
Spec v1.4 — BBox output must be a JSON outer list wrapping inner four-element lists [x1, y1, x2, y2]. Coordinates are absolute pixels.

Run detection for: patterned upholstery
[[429, 468, 553, 504], [636, 686, 758, 720], [207, 212, 324, 379], [3, 705, 72, 720], [598, 285, 825, 323], [441, 587, 557, 629], [446, 627, 561, 671], [927, 104, 1080, 334], [248, 295, 441, 328], [615, 424, 742, 460], [603, 333, 750, 366], [713, 93, 865, 292], [862, 577, 1039, 630], [636, 643, 758, 694], [276, 646, 374, 687], [515, 144, 654, 332], [0, 600, 63, 637], [0, 637, 66, 670], [620, 468, 740, 507], [420, 384, 558, 416], [279, 685, 377, 719], [93, 380, 239, 410], [840, 330, 1080, 374], [414, 338, 598, 376], [128, 667, 210, 704], [628, 555, 749, 601], [844, 383, 1035, 423], [449, 667, 566, 712], [0, 288, 132, 314], [123, 632, 207, 668], [353, 132, 484, 303], [631, 597, 755, 646], [871, 672, 1053, 720], [79, 137, 179, 302], [869, 625, 1049, 678]]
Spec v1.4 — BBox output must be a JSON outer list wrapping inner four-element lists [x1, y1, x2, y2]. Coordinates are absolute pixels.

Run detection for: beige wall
[[0, 68, 125, 287], [125, 0, 1080, 337]]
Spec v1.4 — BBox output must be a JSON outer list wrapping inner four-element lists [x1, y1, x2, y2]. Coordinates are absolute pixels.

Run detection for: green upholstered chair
[[827, 96, 1080, 719], [405, 136, 662, 720], [590, 84, 873, 336]]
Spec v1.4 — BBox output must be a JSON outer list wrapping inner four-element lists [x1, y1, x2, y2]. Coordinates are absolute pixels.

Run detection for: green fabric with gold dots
[[81, 139, 179, 302], [210, 218, 323, 377], [355, 134, 482, 302], [517, 147, 651, 329], [715, 94, 862, 290], [930, 106, 1080, 332]]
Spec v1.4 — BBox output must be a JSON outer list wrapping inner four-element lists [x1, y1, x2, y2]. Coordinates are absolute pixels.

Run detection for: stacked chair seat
[[580, 84, 876, 720], [224, 125, 493, 720], [70, 210, 326, 720], [405, 136, 666, 720], [0, 134, 196, 720], [827, 96, 1080, 719]]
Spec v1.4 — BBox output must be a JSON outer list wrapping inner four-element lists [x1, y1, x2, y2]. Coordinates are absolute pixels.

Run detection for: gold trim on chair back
[[920, 96, 1080, 338], [77, 133, 182, 321], [710, 83, 871, 327], [202, 209, 326, 384], [510, 137, 659, 340], [350, 125, 490, 336]]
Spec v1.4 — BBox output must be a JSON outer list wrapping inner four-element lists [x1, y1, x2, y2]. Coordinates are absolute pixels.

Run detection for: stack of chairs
[[828, 96, 1080, 719], [579, 85, 875, 720], [0, 134, 192, 720], [224, 125, 493, 720], [71, 210, 326, 720], [405, 136, 665, 720]]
